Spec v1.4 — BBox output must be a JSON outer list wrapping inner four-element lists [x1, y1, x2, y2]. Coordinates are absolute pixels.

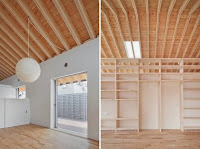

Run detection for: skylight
[[124, 41, 141, 58], [124, 41, 134, 58], [133, 41, 141, 58]]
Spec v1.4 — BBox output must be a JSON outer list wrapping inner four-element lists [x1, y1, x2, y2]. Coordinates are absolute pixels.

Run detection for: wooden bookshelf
[[101, 58, 200, 132]]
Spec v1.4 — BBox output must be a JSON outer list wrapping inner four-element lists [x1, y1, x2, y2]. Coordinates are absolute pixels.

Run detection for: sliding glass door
[[55, 72, 88, 136]]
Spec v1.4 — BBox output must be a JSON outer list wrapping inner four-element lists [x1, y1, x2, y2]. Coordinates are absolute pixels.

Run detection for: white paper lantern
[[16, 58, 41, 83]]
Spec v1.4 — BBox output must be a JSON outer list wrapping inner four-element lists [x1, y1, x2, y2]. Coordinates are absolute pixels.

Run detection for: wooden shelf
[[116, 99, 138, 101], [102, 118, 116, 121], [101, 99, 116, 101], [184, 88, 200, 91], [117, 73, 139, 75], [184, 117, 200, 119], [184, 126, 200, 129], [116, 90, 138, 92], [161, 80, 181, 82], [101, 80, 115, 82], [116, 128, 138, 131], [117, 118, 138, 120], [139, 80, 160, 82], [116, 80, 138, 82], [101, 127, 116, 131], [184, 98, 200, 100], [101, 90, 115, 92], [183, 80, 200, 82], [101, 73, 115, 75], [184, 108, 200, 110]]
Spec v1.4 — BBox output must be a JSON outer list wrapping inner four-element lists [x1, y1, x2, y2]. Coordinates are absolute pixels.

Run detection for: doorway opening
[[55, 72, 88, 136]]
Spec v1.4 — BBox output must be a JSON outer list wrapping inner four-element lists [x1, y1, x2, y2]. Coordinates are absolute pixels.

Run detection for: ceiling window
[[133, 41, 141, 58], [124, 41, 141, 58], [124, 41, 134, 58]]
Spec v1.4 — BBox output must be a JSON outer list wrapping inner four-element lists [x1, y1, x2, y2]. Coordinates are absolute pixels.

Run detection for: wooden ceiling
[[0, 0, 99, 81], [101, 0, 200, 59], [57, 73, 87, 85]]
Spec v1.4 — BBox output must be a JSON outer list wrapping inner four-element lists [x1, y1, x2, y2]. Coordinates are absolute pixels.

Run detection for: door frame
[[51, 71, 88, 138]]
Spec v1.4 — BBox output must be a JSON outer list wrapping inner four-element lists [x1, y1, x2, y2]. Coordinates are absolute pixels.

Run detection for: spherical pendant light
[[16, 58, 41, 83]]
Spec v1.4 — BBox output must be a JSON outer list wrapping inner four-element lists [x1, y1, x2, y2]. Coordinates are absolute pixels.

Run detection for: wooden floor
[[102, 130, 200, 149], [0, 124, 99, 149]]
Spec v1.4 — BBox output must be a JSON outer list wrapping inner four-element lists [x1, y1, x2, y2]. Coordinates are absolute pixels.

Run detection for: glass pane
[[56, 73, 88, 135], [18, 86, 26, 99]]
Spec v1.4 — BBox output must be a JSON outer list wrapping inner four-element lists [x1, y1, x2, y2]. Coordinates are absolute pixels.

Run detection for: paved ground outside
[[57, 118, 87, 134]]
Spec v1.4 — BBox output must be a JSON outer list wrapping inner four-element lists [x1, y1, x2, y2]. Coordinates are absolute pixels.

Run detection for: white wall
[[0, 38, 99, 141], [161, 82, 180, 129], [0, 98, 30, 128], [0, 99, 4, 128], [4, 98, 30, 127], [140, 82, 159, 129], [0, 85, 16, 98]]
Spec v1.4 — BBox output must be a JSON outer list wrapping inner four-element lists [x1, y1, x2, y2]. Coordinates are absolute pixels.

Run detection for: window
[[17, 86, 26, 99], [124, 41, 141, 58]]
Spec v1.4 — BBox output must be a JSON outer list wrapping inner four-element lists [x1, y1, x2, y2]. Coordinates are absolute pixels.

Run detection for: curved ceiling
[[101, 0, 200, 59]]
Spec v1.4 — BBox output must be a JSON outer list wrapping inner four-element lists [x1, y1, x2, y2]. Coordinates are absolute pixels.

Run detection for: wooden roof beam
[[161, 0, 176, 58], [0, 31, 26, 59], [102, 8, 121, 58], [188, 36, 200, 72], [189, 35, 200, 58], [0, 53, 15, 70], [168, 0, 190, 57], [101, 31, 114, 58], [16, 0, 62, 55], [52, 0, 82, 45], [182, 16, 200, 58], [0, 17, 45, 62], [175, 0, 200, 58], [0, 0, 53, 59], [74, 0, 96, 39], [155, 0, 162, 58], [33, 0, 71, 50], [0, 72, 8, 80], [0, 46, 17, 65], [0, 27, 40, 62], [0, 65, 12, 77], [0, 66, 11, 77], [0, 40, 20, 61], [101, 47, 107, 58], [0, 58, 15, 74], [103, 0, 130, 58], [117, 0, 135, 57], [145, 0, 149, 58], [130, 0, 142, 57]]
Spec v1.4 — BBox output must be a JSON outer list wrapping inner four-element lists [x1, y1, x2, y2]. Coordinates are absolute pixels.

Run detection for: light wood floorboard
[[102, 130, 200, 149], [0, 124, 99, 149]]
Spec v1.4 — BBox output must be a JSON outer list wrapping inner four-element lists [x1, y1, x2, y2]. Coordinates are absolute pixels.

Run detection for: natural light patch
[[124, 41, 134, 58], [133, 41, 141, 58]]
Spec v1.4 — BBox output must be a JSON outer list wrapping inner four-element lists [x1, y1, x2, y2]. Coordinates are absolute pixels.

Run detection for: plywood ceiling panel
[[0, 0, 99, 81]]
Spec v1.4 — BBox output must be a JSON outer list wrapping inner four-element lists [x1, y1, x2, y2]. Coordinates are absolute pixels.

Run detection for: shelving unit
[[183, 80, 200, 131], [101, 58, 200, 132]]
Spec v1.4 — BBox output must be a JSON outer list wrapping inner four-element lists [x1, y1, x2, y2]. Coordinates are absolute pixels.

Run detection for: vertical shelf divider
[[180, 59, 184, 132], [137, 60, 140, 132], [115, 59, 117, 131], [159, 60, 162, 132]]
